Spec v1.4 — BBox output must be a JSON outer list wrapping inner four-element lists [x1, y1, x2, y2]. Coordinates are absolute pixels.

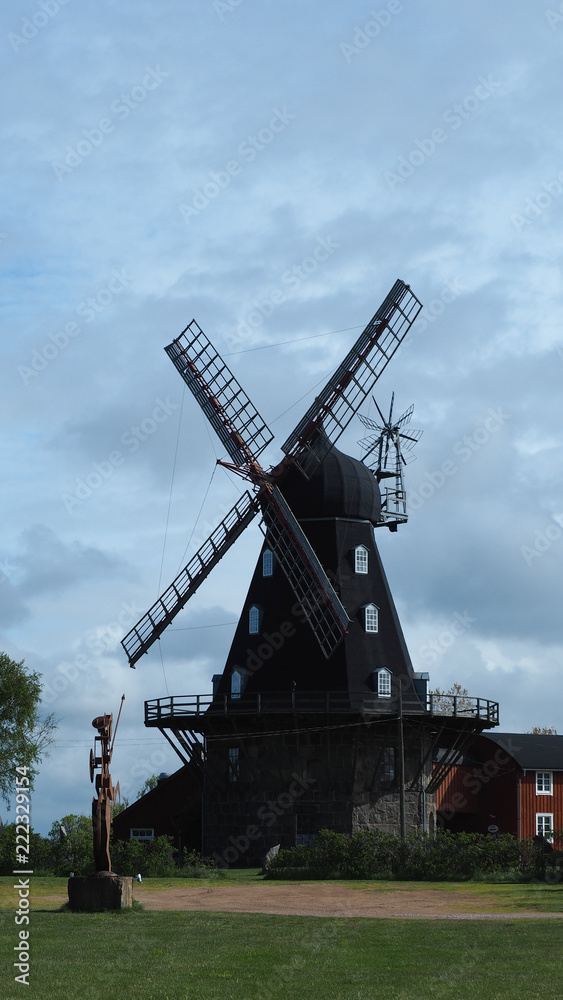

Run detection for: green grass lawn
[[1, 908, 563, 999], [0, 876, 563, 998]]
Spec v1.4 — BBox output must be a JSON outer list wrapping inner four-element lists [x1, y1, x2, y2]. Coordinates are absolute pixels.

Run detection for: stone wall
[[202, 718, 436, 864]]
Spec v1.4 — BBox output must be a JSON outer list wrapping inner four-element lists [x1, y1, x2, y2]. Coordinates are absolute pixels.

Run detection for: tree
[[429, 682, 474, 716], [528, 726, 558, 735], [0, 653, 57, 802], [48, 814, 94, 875], [136, 774, 160, 799]]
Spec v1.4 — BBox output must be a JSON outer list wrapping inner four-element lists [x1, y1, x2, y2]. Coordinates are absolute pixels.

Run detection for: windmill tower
[[122, 280, 499, 862]]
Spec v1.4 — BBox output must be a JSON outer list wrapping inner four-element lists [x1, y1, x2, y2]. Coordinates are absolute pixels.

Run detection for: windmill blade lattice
[[281, 279, 422, 477], [122, 492, 259, 667], [260, 487, 350, 659]]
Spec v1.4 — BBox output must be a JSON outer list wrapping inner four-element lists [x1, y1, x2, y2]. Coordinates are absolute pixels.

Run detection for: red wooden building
[[112, 764, 202, 852], [436, 732, 563, 841]]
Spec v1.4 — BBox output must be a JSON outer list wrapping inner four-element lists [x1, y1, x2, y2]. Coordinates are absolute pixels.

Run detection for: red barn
[[436, 732, 563, 841]]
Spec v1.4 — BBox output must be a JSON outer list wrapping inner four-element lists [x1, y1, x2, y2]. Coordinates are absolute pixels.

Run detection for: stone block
[[67, 873, 133, 911]]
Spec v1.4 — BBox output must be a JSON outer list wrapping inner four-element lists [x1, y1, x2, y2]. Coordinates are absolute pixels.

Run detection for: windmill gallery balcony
[[144, 691, 499, 728]]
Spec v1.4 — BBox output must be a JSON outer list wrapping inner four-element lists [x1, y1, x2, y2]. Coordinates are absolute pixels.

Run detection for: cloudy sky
[[2, 0, 562, 835]]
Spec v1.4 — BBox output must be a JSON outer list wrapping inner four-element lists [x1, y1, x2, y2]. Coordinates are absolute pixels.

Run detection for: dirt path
[[133, 883, 563, 919]]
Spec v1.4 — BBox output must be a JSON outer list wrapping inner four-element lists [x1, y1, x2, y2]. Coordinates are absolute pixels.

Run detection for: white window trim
[[536, 813, 554, 841], [249, 605, 261, 635], [262, 549, 274, 577], [536, 771, 553, 795], [231, 669, 243, 700], [364, 603, 379, 633], [130, 828, 154, 841], [376, 667, 392, 699], [354, 545, 369, 575]]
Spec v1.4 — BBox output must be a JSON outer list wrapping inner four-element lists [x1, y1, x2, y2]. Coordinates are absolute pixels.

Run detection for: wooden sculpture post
[[67, 695, 133, 911]]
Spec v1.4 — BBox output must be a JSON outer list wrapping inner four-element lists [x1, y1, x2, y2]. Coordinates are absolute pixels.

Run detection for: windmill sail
[[166, 320, 274, 466], [281, 279, 422, 476], [122, 491, 259, 667], [260, 487, 350, 659]]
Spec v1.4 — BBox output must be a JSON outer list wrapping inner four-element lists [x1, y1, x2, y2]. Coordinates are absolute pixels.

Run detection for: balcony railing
[[144, 691, 499, 727]]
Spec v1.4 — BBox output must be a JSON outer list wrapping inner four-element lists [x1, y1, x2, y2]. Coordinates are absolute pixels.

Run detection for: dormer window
[[231, 669, 246, 700], [249, 605, 261, 635], [262, 549, 274, 577], [375, 667, 392, 698], [354, 545, 369, 574], [364, 603, 379, 633]]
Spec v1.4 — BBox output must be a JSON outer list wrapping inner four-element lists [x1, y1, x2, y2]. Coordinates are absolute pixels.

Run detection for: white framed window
[[536, 813, 553, 841], [382, 747, 395, 781], [536, 771, 553, 795], [262, 549, 274, 577], [130, 828, 154, 841], [228, 747, 240, 783], [354, 545, 369, 574], [231, 669, 244, 700], [249, 605, 261, 635], [376, 667, 392, 698], [364, 603, 379, 633]]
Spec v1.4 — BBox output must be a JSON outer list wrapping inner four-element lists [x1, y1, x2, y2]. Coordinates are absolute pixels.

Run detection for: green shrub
[[266, 829, 558, 882]]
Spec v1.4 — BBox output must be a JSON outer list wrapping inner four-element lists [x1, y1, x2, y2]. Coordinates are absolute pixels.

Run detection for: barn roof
[[481, 732, 563, 770]]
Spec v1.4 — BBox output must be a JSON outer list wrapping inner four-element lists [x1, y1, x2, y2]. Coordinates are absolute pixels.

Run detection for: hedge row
[[266, 828, 561, 882]]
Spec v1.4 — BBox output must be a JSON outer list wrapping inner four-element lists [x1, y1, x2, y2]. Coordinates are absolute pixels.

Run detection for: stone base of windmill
[[67, 871, 133, 912]]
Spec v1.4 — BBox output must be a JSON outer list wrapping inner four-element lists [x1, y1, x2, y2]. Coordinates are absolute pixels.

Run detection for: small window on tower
[[249, 605, 261, 634], [231, 670, 244, 700], [381, 747, 395, 781], [354, 545, 369, 574], [262, 549, 274, 577], [364, 603, 379, 633], [228, 747, 240, 782], [375, 667, 392, 698]]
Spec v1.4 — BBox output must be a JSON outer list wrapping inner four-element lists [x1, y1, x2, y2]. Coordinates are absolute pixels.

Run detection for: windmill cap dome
[[280, 430, 381, 524]]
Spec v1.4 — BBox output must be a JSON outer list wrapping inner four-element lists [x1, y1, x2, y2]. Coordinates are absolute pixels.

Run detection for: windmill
[[358, 394, 423, 528], [122, 279, 422, 669], [122, 278, 499, 858]]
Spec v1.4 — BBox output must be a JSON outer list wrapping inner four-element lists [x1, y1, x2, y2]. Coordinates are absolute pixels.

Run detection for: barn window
[[354, 545, 369, 574], [381, 747, 395, 781], [130, 828, 154, 841], [262, 549, 274, 577], [364, 603, 379, 633], [536, 813, 554, 841], [536, 771, 553, 795], [249, 605, 261, 634], [375, 667, 392, 698], [228, 747, 240, 783]]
